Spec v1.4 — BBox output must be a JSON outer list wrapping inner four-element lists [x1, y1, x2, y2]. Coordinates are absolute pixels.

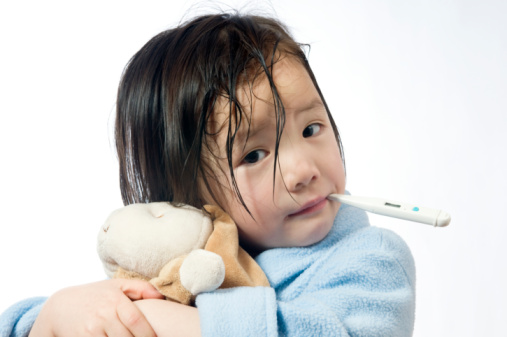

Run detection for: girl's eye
[[242, 150, 267, 165], [302, 124, 321, 138]]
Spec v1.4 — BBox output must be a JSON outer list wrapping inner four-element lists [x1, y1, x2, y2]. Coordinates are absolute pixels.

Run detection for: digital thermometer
[[327, 194, 451, 227]]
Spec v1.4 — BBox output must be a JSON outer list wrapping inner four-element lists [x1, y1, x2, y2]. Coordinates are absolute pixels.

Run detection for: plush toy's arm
[[179, 249, 225, 295], [149, 255, 193, 304], [150, 249, 225, 305], [203, 205, 269, 288]]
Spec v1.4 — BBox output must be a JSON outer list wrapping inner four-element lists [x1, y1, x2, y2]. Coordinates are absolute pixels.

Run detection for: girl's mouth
[[289, 198, 327, 217]]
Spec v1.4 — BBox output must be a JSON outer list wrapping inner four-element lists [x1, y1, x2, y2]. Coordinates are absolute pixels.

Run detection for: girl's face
[[208, 57, 346, 251]]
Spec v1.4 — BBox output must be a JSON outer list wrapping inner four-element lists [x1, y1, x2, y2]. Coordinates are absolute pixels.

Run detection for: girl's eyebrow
[[235, 98, 325, 148], [290, 98, 325, 113], [235, 116, 271, 146]]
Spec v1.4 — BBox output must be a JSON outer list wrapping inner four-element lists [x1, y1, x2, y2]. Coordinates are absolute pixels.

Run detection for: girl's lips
[[289, 198, 327, 217]]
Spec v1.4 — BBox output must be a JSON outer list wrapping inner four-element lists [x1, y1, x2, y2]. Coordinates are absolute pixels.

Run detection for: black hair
[[115, 13, 344, 211]]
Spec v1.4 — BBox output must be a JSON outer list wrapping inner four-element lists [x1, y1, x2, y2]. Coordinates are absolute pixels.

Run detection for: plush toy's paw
[[180, 249, 225, 295]]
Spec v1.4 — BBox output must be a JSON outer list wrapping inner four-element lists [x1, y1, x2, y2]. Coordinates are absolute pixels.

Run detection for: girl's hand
[[29, 279, 164, 337], [135, 299, 201, 337]]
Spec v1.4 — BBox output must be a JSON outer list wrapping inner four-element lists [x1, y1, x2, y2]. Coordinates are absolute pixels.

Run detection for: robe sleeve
[[0, 297, 46, 337], [196, 227, 415, 337]]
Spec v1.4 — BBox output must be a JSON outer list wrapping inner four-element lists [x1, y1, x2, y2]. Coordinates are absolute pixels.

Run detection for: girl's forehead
[[214, 57, 310, 120], [208, 56, 316, 147]]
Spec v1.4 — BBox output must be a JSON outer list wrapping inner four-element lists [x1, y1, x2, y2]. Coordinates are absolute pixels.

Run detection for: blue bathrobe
[[0, 297, 45, 337], [196, 203, 415, 336], [1, 203, 415, 337]]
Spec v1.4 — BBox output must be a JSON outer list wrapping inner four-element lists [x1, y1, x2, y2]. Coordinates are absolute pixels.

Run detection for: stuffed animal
[[97, 203, 269, 305]]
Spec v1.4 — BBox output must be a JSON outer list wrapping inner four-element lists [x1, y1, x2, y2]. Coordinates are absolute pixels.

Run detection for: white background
[[1, 1, 506, 336]]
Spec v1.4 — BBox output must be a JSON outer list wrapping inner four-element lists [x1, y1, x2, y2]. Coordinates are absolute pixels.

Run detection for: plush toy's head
[[97, 202, 269, 305], [97, 202, 213, 279]]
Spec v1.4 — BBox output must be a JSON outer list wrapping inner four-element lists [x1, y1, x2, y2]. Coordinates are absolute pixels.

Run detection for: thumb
[[117, 279, 165, 300]]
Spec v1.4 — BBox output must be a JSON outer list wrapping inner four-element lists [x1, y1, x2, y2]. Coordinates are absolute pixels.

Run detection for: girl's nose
[[280, 149, 319, 192]]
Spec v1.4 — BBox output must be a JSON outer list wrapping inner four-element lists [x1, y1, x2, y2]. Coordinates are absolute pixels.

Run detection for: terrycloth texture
[[0, 297, 46, 337], [196, 203, 416, 337]]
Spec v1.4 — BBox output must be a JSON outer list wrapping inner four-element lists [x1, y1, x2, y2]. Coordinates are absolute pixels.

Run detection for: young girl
[[2, 12, 415, 337]]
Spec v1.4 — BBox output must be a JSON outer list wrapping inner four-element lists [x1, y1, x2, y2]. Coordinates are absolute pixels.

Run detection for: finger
[[116, 296, 157, 337], [116, 279, 165, 300], [105, 320, 135, 337]]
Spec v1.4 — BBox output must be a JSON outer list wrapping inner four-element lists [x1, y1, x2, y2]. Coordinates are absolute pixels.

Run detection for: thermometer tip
[[436, 211, 451, 227]]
